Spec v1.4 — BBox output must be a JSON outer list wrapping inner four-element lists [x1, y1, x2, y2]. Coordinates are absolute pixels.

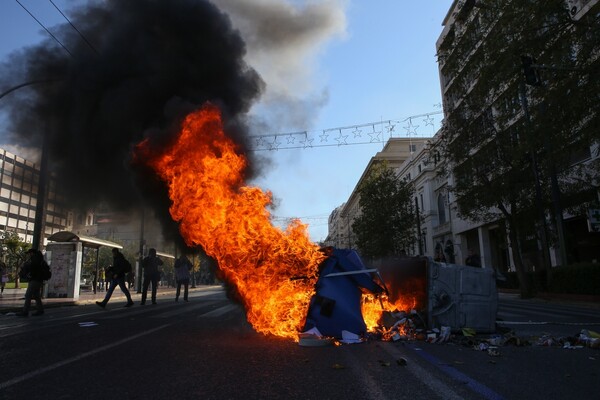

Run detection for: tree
[[352, 162, 419, 259], [0, 231, 30, 289], [438, 0, 600, 297]]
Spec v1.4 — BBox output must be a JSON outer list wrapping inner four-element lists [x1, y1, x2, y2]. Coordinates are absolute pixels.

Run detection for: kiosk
[[45, 231, 122, 300]]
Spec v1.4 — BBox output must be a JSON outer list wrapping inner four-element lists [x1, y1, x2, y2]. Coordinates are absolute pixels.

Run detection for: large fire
[[137, 104, 325, 340], [137, 104, 423, 341]]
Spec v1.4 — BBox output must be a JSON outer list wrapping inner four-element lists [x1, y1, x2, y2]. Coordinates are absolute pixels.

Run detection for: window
[[437, 193, 447, 225]]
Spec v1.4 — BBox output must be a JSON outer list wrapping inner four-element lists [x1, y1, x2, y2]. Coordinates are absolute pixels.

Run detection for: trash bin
[[374, 256, 498, 333]]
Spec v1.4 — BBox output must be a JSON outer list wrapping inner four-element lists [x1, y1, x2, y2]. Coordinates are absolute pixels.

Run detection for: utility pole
[[137, 207, 145, 293], [32, 129, 50, 251]]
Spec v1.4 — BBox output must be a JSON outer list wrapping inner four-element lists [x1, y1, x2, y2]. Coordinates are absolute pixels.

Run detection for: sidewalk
[[0, 284, 221, 314]]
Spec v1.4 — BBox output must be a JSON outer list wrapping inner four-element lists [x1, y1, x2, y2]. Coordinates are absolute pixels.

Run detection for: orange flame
[[138, 104, 325, 340], [361, 294, 419, 331]]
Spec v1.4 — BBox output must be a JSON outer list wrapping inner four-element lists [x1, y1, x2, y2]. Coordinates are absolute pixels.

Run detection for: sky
[[0, 0, 452, 243]]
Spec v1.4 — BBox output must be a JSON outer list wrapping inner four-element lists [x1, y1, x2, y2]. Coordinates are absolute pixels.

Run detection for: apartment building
[[0, 148, 72, 244], [326, 1, 599, 272], [325, 137, 430, 251], [433, 0, 600, 270]]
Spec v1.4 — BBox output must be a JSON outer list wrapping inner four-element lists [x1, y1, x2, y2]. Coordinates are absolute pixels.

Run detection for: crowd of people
[[6, 247, 215, 315]]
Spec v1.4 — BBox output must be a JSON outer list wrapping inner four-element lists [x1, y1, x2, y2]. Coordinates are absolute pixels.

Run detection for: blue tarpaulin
[[302, 248, 384, 338]]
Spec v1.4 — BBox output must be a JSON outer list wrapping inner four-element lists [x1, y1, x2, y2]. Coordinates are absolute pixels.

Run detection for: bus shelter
[[45, 231, 122, 300]]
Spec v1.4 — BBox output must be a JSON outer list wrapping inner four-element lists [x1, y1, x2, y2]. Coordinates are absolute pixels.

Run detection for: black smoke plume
[[0, 0, 264, 246]]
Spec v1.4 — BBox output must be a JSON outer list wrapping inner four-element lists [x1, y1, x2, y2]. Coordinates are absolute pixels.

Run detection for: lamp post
[[1, 80, 57, 251]]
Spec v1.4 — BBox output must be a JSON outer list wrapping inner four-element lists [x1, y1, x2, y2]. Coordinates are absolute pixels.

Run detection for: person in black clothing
[[141, 248, 163, 305], [96, 248, 134, 308], [174, 254, 192, 302], [17, 249, 46, 317], [465, 248, 482, 267]]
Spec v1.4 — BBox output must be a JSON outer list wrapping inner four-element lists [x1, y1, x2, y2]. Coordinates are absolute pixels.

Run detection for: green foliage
[[439, 1, 600, 292], [0, 230, 30, 285], [352, 162, 419, 258], [443, 0, 599, 217]]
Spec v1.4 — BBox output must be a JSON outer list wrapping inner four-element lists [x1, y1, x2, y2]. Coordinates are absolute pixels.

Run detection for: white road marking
[[0, 323, 170, 390]]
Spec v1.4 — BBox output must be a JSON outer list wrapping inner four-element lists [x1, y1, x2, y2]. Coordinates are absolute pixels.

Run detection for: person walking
[[96, 248, 134, 309], [16, 249, 47, 316], [98, 267, 105, 291], [140, 248, 163, 305], [174, 254, 192, 302], [0, 260, 8, 297]]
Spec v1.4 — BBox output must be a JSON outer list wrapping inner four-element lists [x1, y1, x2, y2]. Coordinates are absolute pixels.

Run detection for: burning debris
[[301, 247, 385, 340], [299, 254, 502, 345], [139, 104, 325, 340], [0, 0, 343, 338]]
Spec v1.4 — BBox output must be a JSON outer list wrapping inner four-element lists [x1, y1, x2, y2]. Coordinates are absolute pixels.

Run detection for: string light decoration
[[249, 111, 443, 151]]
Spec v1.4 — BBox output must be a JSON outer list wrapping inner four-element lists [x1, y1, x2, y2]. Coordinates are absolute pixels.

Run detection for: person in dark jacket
[[465, 249, 482, 267], [140, 248, 163, 305], [16, 249, 46, 317], [174, 254, 192, 302], [96, 248, 134, 308]]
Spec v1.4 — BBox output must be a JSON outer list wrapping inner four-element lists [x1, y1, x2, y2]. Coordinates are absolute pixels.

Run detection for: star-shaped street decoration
[[404, 119, 419, 135], [352, 127, 362, 138], [255, 136, 266, 147], [385, 123, 395, 135], [423, 115, 435, 127], [286, 134, 296, 145], [335, 132, 349, 146], [300, 137, 314, 148], [368, 130, 381, 143], [269, 136, 281, 150], [320, 131, 329, 142]]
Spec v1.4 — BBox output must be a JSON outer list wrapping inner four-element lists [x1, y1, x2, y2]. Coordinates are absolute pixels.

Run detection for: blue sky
[[0, 0, 452, 243]]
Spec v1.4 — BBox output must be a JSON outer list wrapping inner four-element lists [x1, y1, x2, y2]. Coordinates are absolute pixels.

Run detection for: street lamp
[[0, 79, 58, 251]]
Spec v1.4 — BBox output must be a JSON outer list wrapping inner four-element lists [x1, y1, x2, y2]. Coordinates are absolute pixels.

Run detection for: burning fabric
[[301, 248, 385, 340]]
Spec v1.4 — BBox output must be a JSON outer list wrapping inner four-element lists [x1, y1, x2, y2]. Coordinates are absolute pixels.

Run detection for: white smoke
[[213, 0, 347, 132]]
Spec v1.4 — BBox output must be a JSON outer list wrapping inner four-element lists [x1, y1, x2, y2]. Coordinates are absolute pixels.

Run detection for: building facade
[[0, 148, 72, 244], [326, 1, 600, 272]]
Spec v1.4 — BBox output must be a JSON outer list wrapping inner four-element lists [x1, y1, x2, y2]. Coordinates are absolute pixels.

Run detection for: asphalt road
[[0, 289, 599, 400]]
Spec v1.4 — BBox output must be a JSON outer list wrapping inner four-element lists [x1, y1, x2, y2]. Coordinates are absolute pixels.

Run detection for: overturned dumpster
[[302, 248, 385, 339], [374, 256, 498, 333]]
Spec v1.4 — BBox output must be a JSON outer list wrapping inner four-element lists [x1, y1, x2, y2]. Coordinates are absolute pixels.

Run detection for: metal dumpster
[[373, 256, 498, 333]]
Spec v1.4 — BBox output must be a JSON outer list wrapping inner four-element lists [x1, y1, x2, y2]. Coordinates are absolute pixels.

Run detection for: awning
[[47, 231, 123, 250]]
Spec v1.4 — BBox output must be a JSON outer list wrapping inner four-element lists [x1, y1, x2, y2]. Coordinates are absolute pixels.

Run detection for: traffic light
[[521, 55, 542, 86]]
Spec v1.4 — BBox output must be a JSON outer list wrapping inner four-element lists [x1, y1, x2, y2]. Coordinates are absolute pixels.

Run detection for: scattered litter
[[339, 330, 363, 344], [487, 347, 500, 357], [332, 363, 345, 369], [462, 327, 476, 337], [563, 342, 584, 350], [298, 327, 335, 347], [378, 360, 391, 367], [397, 357, 407, 366], [487, 334, 504, 346], [477, 342, 489, 351]]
